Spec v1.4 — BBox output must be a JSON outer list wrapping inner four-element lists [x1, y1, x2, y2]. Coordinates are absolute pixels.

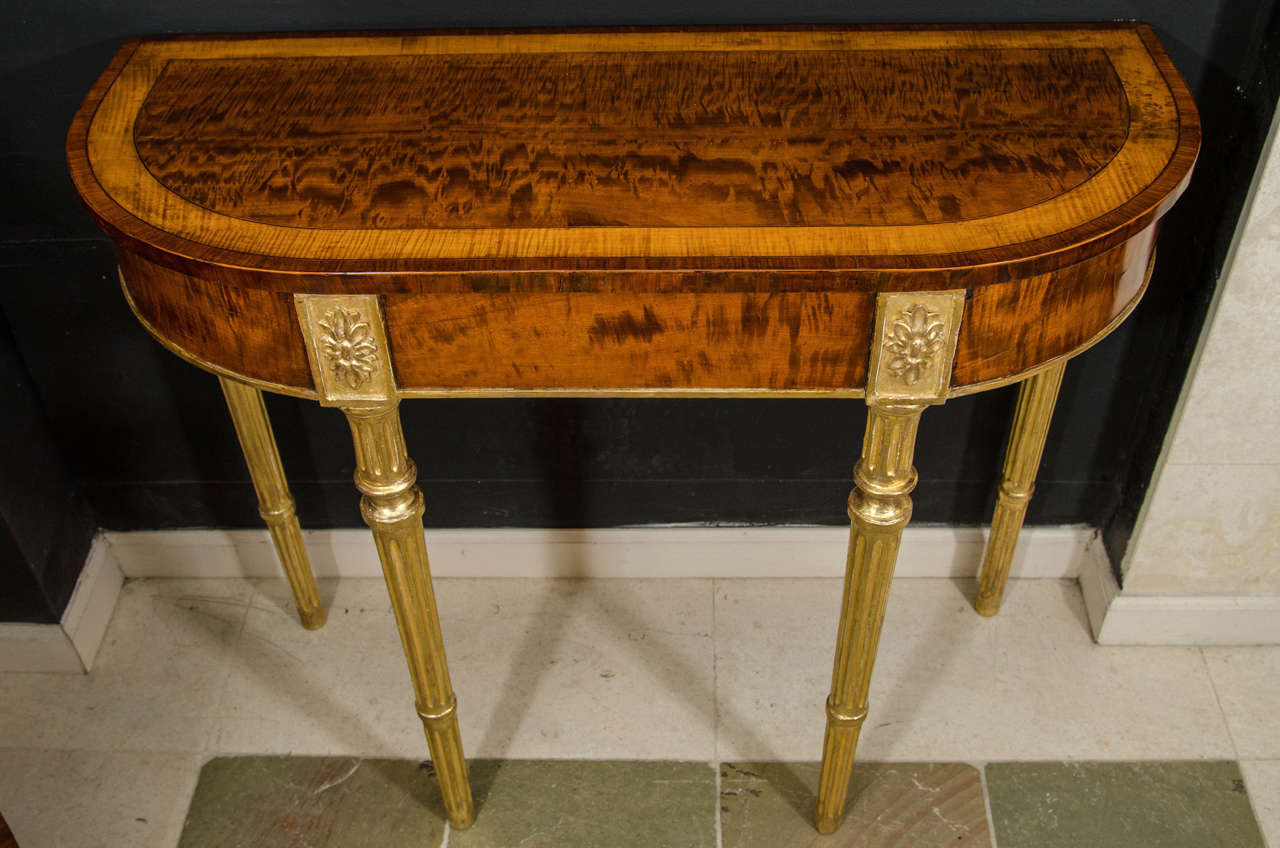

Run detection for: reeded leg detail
[[975, 362, 1066, 616], [342, 401, 475, 830], [219, 376, 324, 629], [815, 401, 925, 834]]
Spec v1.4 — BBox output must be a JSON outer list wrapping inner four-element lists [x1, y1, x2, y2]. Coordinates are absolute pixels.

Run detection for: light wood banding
[[71, 25, 1197, 394]]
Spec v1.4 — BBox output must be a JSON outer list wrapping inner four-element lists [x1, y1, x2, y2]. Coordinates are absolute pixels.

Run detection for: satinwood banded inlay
[[71, 26, 1197, 395]]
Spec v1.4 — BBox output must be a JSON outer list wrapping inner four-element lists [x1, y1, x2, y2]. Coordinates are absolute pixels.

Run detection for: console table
[[68, 25, 1198, 835]]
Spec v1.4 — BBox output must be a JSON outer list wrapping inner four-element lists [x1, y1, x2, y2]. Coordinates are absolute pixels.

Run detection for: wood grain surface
[[132, 49, 1129, 230], [70, 26, 1198, 395], [115, 222, 1155, 395]]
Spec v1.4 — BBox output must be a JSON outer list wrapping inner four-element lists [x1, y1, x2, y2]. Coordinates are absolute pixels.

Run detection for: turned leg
[[975, 362, 1066, 616], [342, 401, 475, 829], [219, 376, 325, 629], [815, 289, 964, 834], [294, 293, 474, 830], [815, 400, 925, 833]]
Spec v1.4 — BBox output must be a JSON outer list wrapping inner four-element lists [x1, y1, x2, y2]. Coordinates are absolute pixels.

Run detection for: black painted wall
[[0, 296, 97, 623], [2, 0, 1276, 622]]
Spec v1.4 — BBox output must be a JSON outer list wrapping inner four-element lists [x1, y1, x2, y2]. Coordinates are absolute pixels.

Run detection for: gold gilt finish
[[975, 362, 1068, 615], [295, 294, 397, 407], [296, 294, 475, 830], [815, 292, 964, 834], [343, 402, 475, 830], [218, 377, 325, 629], [866, 291, 966, 405]]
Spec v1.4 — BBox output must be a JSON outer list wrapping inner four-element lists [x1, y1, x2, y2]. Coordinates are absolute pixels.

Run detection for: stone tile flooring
[[720, 761, 990, 846], [1, 577, 1277, 847], [985, 761, 1266, 848], [176, 756, 1269, 847]]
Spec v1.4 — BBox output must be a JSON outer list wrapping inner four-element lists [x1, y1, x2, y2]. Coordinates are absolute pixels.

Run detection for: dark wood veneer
[[70, 25, 1199, 395]]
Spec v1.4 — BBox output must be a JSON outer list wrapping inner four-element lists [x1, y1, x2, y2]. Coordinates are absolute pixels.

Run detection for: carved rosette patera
[[866, 291, 966, 405], [816, 288, 967, 833], [884, 304, 946, 385], [295, 294, 396, 405], [318, 306, 380, 389], [295, 291, 474, 828]]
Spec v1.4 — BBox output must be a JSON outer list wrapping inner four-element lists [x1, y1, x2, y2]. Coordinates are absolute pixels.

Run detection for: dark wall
[[2, 1, 1276, 621], [0, 296, 97, 623]]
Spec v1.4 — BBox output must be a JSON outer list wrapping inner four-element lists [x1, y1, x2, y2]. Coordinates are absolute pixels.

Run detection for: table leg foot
[[814, 401, 924, 833], [342, 401, 475, 830], [219, 376, 324, 629], [975, 362, 1066, 617]]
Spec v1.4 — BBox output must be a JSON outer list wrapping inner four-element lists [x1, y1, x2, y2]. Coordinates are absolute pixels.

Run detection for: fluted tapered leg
[[342, 401, 475, 830], [219, 376, 324, 630], [975, 362, 1066, 616], [815, 401, 926, 834]]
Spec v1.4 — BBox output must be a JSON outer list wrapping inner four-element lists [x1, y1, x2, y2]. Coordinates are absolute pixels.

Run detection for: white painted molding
[[62, 536, 125, 669], [0, 535, 124, 673], [104, 525, 1095, 581], [1083, 545, 1280, 645], [1080, 534, 1121, 642], [0, 624, 85, 674]]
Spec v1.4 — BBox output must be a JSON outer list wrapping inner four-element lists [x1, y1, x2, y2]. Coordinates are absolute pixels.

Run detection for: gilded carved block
[[295, 294, 396, 406], [866, 291, 966, 404]]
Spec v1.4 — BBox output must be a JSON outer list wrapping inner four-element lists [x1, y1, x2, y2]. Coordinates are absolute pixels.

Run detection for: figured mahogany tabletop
[[68, 25, 1199, 399]]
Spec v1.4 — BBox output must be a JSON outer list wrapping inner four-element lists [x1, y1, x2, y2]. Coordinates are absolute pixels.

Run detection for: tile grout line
[[711, 578, 720, 764], [713, 760, 724, 848], [712, 580, 724, 848], [1238, 760, 1279, 848], [202, 589, 255, 756], [977, 760, 1000, 848], [1181, 650, 1272, 846], [1198, 647, 1241, 760]]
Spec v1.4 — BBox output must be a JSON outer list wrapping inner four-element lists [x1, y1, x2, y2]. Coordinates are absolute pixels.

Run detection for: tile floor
[[0, 576, 1276, 846]]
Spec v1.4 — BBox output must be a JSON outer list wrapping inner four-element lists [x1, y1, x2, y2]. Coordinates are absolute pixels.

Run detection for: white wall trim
[[12, 527, 1274, 656], [104, 524, 1095, 581], [1083, 546, 1280, 645], [0, 535, 124, 673]]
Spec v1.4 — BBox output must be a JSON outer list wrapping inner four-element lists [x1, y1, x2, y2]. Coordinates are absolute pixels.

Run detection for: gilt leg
[[219, 376, 324, 629], [814, 400, 925, 833], [975, 362, 1066, 616], [342, 400, 475, 829]]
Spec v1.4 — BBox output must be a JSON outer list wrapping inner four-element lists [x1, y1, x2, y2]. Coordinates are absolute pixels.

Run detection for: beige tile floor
[[0, 576, 1277, 848]]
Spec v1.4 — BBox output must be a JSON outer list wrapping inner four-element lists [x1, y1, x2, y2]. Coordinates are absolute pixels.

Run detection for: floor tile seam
[[975, 759, 1000, 848], [0, 743, 210, 756], [167, 754, 1277, 764], [1199, 646, 1243, 760], [0, 746, 198, 756], [713, 758, 724, 848], [1239, 759, 1279, 848], [711, 578, 721, 763], [201, 592, 255, 755], [979, 757, 1276, 766], [708, 752, 1243, 765]]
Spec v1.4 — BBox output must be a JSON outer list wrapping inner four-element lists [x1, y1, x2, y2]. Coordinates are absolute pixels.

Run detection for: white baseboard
[[103, 525, 1095, 580], [1081, 547, 1280, 645], [0, 535, 124, 673], [12, 527, 1275, 663]]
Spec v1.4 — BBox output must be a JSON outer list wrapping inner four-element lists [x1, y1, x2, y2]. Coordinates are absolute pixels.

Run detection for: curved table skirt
[[115, 225, 1156, 400]]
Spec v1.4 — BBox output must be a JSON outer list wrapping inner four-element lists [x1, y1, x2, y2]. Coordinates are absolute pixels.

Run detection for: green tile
[[452, 760, 716, 848], [181, 758, 718, 848], [985, 761, 1268, 848], [720, 762, 992, 847], [178, 756, 447, 848]]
